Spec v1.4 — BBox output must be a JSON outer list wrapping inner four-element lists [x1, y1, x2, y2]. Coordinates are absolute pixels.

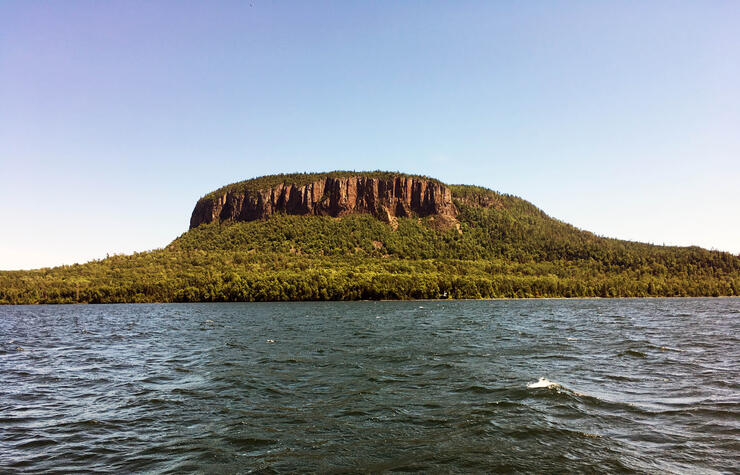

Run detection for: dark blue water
[[1, 299, 738, 473]]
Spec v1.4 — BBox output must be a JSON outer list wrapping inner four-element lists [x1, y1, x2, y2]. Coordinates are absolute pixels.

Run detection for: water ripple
[[1, 298, 738, 473]]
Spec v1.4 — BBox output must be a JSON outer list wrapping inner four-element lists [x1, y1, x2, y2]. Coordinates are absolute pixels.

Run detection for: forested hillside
[[1, 177, 738, 304]]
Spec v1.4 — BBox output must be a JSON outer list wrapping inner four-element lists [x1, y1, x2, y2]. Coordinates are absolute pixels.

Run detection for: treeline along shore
[[2, 172, 738, 304]]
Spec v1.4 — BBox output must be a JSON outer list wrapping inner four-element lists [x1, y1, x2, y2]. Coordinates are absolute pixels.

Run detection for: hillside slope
[[1, 172, 738, 303]]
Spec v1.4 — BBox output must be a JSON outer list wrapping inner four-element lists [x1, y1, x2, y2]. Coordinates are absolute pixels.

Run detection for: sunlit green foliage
[[1, 184, 738, 304]]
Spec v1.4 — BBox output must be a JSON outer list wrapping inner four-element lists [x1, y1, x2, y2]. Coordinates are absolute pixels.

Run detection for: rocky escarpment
[[190, 175, 458, 229]]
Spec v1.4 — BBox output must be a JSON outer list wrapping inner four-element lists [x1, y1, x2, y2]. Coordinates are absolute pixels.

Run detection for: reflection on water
[[1, 298, 738, 473]]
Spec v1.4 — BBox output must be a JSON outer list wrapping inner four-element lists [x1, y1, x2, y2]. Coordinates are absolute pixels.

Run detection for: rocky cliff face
[[190, 175, 458, 229]]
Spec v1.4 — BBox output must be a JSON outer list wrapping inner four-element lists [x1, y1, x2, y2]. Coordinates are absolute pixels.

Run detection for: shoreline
[[2, 295, 738, 307]]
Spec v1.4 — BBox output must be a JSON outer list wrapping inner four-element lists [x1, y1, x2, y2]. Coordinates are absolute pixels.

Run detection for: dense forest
[[1, 177, 738, 304]]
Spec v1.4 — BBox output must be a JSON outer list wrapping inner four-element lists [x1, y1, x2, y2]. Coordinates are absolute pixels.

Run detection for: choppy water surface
[[1, 299, 738, 473]]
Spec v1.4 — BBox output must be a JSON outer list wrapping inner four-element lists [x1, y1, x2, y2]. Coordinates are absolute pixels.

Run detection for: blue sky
[[1, 1, 738, 270]]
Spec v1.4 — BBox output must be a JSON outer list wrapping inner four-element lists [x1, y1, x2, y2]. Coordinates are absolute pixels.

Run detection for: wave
[[527, 377, 560, 389], [526, 377, 589, 399], [524, 377, 692, 419]]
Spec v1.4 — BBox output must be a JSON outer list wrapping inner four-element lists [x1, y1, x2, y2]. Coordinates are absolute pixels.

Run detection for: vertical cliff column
[[357, 177, 378, 213], [189, 174, 458, 228]]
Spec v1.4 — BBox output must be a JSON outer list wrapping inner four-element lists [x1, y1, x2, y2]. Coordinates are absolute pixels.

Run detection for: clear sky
[[1, 1, 738, 270]]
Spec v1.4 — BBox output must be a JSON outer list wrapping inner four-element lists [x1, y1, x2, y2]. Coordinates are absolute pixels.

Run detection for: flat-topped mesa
[[189, 175, 458, 229]]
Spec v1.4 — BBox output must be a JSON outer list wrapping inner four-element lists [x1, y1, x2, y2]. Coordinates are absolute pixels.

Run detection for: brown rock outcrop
[[190, 175, 458, 229]]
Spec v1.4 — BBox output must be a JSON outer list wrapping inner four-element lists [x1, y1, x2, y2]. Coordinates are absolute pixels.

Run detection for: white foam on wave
[[527, 377, 557, 389], [527, 378, 589, 397]]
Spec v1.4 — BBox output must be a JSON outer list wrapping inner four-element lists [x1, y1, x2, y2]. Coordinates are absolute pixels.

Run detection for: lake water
[[1, 299, 738, 473]]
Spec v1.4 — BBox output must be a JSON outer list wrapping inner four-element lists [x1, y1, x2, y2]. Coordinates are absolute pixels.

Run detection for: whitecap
[[527, 378, 589, 397], [527, 377, 557, 389]]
